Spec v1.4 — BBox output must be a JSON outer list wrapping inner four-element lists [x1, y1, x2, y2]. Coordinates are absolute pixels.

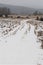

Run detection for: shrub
[[40, 17, 43, 21]]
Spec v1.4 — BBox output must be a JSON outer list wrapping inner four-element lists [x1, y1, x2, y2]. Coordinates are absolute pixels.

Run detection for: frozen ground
[[0, 19, 43, 65]]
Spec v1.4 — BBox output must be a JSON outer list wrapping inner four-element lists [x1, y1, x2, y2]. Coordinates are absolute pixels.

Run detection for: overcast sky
[[0, 0, 43, 8]]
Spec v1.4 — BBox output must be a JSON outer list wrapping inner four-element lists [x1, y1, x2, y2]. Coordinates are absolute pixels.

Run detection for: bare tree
[[0, 7, 11, 17]]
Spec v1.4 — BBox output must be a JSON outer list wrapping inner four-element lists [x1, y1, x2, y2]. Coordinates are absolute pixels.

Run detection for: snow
[[0, 19, 43, 65]]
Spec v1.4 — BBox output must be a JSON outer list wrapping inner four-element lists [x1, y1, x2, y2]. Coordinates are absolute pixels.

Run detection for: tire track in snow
[[0, 19, 43, 65]]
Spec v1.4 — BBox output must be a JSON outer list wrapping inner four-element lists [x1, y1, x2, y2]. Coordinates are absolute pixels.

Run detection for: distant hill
[[0, 3, 43, 15], [0, 4, 36, 15], [38, 9, 43, 14]]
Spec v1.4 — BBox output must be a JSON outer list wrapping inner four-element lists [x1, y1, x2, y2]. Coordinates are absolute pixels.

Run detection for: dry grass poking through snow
[[0, 18, 22, 37]]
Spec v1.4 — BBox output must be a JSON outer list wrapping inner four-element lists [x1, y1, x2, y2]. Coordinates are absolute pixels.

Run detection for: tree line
[[33, 11, 43, 15], [0, 7, 10, 17]]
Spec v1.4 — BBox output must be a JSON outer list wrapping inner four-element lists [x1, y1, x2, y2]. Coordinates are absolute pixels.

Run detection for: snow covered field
[[0, 19, 43, 65]]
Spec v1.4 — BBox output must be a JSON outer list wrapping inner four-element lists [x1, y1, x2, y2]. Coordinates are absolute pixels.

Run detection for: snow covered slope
[[0, 19, 43, 65]]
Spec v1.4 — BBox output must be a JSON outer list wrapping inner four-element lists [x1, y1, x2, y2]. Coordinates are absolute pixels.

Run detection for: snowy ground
[[0, 19, 43, 65]]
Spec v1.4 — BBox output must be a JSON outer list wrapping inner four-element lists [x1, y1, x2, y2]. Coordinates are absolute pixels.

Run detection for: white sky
[[0, 0, 43, 8]]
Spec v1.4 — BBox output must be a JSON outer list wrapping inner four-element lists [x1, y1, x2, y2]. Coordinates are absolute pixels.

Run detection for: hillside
[[0, 3, 36, 15]]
